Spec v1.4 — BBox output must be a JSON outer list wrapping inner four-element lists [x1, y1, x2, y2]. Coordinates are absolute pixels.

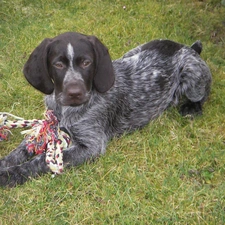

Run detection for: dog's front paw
[[0, 167, 27, 188]]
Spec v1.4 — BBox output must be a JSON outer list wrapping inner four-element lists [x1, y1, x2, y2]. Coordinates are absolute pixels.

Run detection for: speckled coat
[[0, 32, 211, 187]]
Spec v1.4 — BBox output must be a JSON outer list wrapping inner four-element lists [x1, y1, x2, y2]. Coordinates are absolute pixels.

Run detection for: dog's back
[[96, 40, 211, 136]]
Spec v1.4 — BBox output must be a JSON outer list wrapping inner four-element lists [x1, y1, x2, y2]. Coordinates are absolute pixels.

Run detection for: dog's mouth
[[56, 82, 91, 107], [59, 96, 90, 107], [57, 92, 90, 107]]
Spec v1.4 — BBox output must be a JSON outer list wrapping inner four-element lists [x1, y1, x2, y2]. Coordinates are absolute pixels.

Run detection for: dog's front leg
[[0, 140, 32, 169], [62, 145, 103, 168], [0, 141, 106, 187], [0, 153, 49, 187]]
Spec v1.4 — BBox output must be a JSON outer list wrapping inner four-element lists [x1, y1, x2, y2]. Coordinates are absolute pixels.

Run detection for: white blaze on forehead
[[64, 43, 83, 82], [67, 43, 74, 65]]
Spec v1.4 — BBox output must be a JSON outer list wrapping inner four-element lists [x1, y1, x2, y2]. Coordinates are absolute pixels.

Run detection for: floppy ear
[[23, 38, 54, 94], [88, 36, 115, 93]]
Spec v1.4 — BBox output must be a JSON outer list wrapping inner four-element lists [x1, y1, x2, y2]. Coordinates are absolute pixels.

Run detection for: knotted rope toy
[[0, 110, 71, 175]]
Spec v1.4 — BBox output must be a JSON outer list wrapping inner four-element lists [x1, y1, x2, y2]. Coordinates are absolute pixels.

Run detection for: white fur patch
[[67, 43, 74, 65], [63, 43, 83, 82]]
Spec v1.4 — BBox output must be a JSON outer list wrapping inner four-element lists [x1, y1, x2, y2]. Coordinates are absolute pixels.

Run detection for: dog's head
[[23, 32, 115, 106]]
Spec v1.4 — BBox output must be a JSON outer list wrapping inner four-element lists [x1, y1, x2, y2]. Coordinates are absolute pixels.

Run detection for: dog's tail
[[191, 40, 202, 55]]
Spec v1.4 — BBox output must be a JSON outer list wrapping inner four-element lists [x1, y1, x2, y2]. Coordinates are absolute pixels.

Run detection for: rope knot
[[0, 110, 71, 175]]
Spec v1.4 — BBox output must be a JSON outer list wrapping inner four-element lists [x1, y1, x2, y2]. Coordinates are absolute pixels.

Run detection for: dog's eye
[[81, 60, 91, 68], [54, 62, 65, 70]]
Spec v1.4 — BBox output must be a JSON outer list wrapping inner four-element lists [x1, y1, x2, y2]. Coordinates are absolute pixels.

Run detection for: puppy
[[0, 32, 212, 187]]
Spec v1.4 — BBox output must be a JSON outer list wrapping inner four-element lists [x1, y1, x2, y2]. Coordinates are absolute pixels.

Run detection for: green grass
[[0, 0, 225, 224]]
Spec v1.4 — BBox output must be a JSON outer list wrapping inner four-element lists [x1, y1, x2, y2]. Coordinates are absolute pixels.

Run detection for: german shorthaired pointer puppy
[[0, 32, 212, 187]]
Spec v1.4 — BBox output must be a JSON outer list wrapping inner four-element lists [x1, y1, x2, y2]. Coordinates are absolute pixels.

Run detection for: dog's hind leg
[[179, 100, 203, 116], [178, 55, 212, 117]]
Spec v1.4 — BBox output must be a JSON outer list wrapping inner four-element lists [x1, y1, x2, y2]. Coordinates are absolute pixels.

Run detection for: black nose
[[62, 81, 89, 106], [67, 88, 83, 99]]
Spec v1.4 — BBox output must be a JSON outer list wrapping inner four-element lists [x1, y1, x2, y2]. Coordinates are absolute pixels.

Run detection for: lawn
[[0, 0, 225, 224]]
